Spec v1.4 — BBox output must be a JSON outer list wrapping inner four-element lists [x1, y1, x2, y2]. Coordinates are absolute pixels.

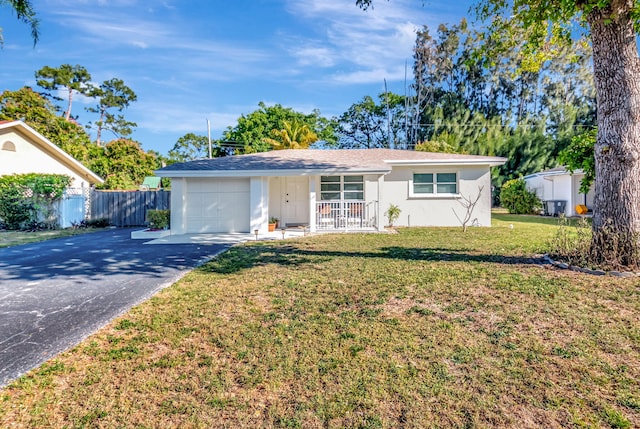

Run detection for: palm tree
[[1, 0, 39, 46], [264, 120, 318, 150]]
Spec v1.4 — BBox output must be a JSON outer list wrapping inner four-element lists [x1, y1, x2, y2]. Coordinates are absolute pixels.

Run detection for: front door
[[283, 177, 309, 226]]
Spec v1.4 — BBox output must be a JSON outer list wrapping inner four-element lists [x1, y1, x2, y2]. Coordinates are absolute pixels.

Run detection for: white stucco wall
[[169, 165, 496, 234], [250, 177, 269, 233], [571, 173, 594, 210], [268, 177, 283, 223], [550, 175, 572, 205], [380, 165, 493, 227], [526, 171, 595, 217], [170, 178, 187, 234], [551, 174, 594, 217], [363, 174, 380, 205], [0, 129, 91, 187], [525, 174, 553, 201]]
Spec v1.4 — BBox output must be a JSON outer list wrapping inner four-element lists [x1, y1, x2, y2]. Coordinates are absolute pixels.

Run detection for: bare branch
[[452, 186, 484, 232]]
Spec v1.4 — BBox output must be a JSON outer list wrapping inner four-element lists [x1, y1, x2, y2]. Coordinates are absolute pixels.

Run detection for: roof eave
[[524, 168, 584, 180], [155, 167, 391, 178], [384, 158, 507, 167]]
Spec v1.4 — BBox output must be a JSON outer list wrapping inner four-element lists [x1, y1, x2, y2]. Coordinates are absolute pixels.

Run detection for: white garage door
[[185, 178, 250, 233]]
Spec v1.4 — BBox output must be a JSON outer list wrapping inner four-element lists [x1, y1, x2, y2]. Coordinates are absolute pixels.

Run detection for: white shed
[[524, 167, 594, 217]]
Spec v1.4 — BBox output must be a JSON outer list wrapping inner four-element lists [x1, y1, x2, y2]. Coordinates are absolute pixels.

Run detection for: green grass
[[0, 228, 103, 248], [0, 214, 638, 428]]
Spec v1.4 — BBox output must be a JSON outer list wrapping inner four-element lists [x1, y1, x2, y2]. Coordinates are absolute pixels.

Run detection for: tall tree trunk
[[65, 87, 73, 121], [96, 111, 105, 147], [587, 0, 640, 268]]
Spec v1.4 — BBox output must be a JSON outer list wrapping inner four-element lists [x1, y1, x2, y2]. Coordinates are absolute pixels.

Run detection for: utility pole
[[384, 79, 393, 149], [207, 119, 212, 159]]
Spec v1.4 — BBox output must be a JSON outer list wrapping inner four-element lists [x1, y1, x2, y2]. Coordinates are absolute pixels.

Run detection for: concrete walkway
[[144, 228, 309, 245]]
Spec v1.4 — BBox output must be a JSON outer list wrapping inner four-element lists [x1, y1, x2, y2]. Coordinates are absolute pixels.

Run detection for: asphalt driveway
[[0, 228, 235, 387]]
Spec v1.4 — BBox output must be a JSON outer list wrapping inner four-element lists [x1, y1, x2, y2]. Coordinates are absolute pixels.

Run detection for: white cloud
[[281, 0, 431, 85], [18, 0, 470, 155], [132, 101, 245, 136], [47, 5, 274, 86], [332, 65, 408, 85], [291, 45, 337, 67], [51, 9, 172, 49], [44, 0, 424, 89]]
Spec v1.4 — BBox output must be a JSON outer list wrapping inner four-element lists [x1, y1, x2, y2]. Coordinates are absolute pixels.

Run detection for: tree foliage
[[35, 64, 92, 120], [500, 178, 542, 215], [86, 78, 137, 146], [0, 87, 94, 154], [336, 92, 406, 149], [336, 12, 595, 192], [168, 133, 227, 163], [31, 65, 138, 149], [90, 139, 158, 190], [0, 87, 158, 190], [264, 119, 318, 150], [223, 102, 337, 154], [335, 13, 595, 202], [0, 173, 71, 229], [558, 129, 596, 194], [406, 18, 595, 181], [414, 140, 459, 153]]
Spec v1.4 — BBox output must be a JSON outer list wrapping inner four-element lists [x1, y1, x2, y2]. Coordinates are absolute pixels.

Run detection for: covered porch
[[315, 200, 378, 231], [265, 175, 383, 233]]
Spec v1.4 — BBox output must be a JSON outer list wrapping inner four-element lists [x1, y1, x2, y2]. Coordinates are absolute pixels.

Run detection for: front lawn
[[1, 215, 638, 428]]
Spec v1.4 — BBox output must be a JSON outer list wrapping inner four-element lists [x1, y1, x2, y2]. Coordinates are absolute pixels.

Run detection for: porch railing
[[316, 201, 377, 231]]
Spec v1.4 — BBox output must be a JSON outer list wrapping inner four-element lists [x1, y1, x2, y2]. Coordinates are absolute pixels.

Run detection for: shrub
[[147, 209, 170, 230], [74, 218, 110, 228], [0, 186, 34, 229], [549, 216, 640, 271], [0, 173, 71, 230], [385, 204, 401, 226], [548, 216, 592, 267], [500, 178, 541, 214]]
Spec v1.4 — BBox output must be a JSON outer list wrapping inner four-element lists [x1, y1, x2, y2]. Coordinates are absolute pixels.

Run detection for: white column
[[170, 178, 187, 235], [309, 176, 317, 232], [250, 177, 269, 233], [377, 175, 385, 231]]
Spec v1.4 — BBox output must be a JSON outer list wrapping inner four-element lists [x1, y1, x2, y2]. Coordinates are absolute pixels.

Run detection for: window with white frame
[[320, 175, 364, 200], [411, 172, 458, 196]]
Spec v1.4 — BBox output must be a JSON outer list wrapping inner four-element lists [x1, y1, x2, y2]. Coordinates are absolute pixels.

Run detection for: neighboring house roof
[[156, 149, 507, 178], [141, 176, 162, 189], [524, 167, 585, 180], [0, 120, 104, 185]]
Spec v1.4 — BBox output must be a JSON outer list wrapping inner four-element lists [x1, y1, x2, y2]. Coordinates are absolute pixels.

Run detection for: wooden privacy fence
[[89, 190, 171, 227]]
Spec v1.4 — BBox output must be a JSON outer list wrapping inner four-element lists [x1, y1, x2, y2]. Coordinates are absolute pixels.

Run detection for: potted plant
[[268, 216, 279, 232]]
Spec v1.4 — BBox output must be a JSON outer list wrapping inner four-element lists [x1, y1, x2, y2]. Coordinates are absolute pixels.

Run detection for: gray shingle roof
[[156, 148, 506, 176]]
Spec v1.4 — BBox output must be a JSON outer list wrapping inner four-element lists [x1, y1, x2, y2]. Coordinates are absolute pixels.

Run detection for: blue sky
[[1, 0, 471, 155]]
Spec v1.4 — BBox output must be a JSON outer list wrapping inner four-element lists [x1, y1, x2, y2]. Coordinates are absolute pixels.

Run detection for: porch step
[[285, 223, 308, 228]]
